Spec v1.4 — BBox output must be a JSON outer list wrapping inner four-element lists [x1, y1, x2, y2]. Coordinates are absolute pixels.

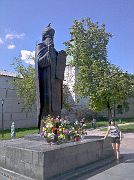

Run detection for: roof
[[0, 70, 18, 77]]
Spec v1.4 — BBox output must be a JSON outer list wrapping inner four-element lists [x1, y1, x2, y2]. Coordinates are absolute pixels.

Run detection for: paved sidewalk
[[78, 128, 134, 180], [87, 139, 134, 180]]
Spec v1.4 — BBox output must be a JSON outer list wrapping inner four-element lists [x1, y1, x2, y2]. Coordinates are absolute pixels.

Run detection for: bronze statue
[[35, 25, 66, 129]]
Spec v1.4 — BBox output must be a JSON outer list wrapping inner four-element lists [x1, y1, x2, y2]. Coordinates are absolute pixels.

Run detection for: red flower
[[52, 127, 55, 133], [57, 131, 60, 136]]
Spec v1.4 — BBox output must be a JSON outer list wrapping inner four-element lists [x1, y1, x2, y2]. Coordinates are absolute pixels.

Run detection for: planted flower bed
[[40, 115, 87, 144]]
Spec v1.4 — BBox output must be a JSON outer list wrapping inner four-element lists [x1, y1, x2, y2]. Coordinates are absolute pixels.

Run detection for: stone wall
[[0, 73, 37, 130], [62, 66, 94, 121]]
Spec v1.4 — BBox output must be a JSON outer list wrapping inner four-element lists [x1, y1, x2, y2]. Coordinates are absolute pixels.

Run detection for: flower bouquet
[[40, 115, 87, 144]]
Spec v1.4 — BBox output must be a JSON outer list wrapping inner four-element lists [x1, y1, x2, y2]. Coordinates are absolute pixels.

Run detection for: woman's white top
[[108, 125, 120, 138]]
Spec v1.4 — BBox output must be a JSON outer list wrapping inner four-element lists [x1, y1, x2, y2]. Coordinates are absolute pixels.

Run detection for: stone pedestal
[[0, 136, 114, 180]]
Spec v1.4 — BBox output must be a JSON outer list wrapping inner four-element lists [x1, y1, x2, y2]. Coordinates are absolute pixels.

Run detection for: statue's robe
[[35, 39, 66, 127]]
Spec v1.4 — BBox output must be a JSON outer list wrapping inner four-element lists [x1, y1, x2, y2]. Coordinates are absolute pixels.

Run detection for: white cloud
[[7, 44, 16, 49], [21, 50, 35, 65], [0, 38, 4, 44], [5, 33, 25, 40]]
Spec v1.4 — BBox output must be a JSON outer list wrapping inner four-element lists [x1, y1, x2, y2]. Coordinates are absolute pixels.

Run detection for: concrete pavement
[[86, 138, 134, 180], [77, 129, 134, 180]]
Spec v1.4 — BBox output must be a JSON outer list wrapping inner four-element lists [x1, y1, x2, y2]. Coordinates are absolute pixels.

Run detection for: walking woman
[[104, 120, 122, 161]]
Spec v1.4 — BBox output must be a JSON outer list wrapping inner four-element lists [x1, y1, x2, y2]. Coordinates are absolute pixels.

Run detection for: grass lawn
[[85, 118, 134, 133], [85, 121, 109, 129], [100, 124, 134, 133], [119, 124, 134, 133], [0, 127, 38, 140]]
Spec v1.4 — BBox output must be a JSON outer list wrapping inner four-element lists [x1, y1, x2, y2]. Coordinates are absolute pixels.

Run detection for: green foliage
[[65, 18, 134, 117], [11, 57, 36, 110], [65, 18, 112, 66], [85, 63, 134, 114]]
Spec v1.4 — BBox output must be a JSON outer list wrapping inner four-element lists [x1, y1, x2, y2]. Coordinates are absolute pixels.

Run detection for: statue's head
[[42, 25, 55, 41]]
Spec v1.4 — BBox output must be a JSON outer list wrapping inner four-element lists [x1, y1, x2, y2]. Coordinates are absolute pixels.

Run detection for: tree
[[65, 18, 134, 118], [11, 57, 36, 110], [65, 18, 112, 66], [85, 62, 134, 117]]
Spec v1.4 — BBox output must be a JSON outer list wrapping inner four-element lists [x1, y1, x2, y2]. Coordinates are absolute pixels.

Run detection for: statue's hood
[[42, 26, 55, 41]]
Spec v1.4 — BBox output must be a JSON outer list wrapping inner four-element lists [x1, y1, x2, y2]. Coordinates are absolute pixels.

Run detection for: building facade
[[0, 71, 37, 130]]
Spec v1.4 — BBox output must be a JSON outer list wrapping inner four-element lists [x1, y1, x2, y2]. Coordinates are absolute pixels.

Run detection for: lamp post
[[1, 98, 4, 138]]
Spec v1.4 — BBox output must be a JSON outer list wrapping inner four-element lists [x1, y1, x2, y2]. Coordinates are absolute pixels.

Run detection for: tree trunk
[[113, 102, 116, 118], [107, 102, 112, 120]]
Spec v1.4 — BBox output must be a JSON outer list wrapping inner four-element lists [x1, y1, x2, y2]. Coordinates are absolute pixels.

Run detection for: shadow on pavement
[[121, 153, 134, 163], [76, 153, 134, 180], [75, 160, 119, 180]]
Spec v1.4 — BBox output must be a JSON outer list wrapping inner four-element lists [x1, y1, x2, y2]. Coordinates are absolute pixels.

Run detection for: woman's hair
[[109, 120, 115, 125]]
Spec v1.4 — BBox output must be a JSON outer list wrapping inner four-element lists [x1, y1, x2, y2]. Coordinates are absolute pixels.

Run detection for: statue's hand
[[38, 52, 51, 68]]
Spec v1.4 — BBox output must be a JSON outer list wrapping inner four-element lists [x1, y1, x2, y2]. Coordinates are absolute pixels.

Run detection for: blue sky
[[0, 0, 134, 74]]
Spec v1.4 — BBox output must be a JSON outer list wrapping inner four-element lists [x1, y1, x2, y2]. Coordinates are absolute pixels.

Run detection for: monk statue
[[35, 25, 66, 129]]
